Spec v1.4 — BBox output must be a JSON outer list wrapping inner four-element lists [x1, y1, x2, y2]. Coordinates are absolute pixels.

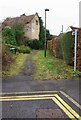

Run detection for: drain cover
[[36, 109, 65, 118]]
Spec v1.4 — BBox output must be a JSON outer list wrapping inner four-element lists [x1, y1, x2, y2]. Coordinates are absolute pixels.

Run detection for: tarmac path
[[1, 50, 81, 119]]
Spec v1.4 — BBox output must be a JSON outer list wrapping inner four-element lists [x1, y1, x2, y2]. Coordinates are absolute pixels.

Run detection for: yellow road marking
[[1, 96, 76, 119], [54, 94, 81, 119], [0, 94, 56, 99], [1, 91, 81, 110], [52, 97, 76, 119], [1, 93, 81, 119], [0, 91, 58, 95], [1, 97, 50, 101]]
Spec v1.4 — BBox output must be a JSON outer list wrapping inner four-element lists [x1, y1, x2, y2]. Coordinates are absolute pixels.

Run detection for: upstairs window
[[26, 22, 29, 24], [36, 20, 38, 25]]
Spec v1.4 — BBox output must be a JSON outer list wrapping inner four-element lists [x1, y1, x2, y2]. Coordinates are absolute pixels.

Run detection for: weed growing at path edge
[[33, 50, 80, 80], [3, 53, 28, 78]]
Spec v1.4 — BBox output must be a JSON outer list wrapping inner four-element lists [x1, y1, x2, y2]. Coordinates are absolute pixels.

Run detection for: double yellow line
[[0, 94, 81, 120]]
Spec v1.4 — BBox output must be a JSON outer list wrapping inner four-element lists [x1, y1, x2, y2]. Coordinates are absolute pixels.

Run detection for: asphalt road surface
[[1, 51, 81, 119]]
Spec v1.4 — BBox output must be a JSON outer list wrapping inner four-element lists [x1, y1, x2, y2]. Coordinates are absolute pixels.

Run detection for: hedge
[[47, 32, 74, 66], [47, 37, 63, 59], [2, 44, 15, 70], [25, 39, 43, 49], [61, 32, 74, 65]]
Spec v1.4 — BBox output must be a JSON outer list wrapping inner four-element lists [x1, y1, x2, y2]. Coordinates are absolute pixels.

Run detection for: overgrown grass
[[33, 50, 80, 80], [3, 53, 28, 78]]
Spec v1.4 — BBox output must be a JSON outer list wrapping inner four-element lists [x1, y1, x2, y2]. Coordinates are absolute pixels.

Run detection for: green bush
[[7, 44, 17, 48], [2, 44, 15, 70], [2, 28, 17, 45], [61, 32, 74, 65], [2, 24, 25, 46], [26, 39, 43, 49], [56, 37, 63, 59], [12, 25, 24, 45], [6, 44, 31, 54], [17, 45, 31, 54], [47, 37, 63, 59]]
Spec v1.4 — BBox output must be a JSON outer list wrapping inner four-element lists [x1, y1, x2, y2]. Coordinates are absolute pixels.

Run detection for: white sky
[[0, 0, 80, 35]]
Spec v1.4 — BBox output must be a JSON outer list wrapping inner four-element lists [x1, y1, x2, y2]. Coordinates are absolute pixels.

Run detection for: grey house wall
[[24, 14, 40, 40]]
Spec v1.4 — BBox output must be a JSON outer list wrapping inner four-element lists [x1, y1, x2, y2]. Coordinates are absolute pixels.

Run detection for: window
[[36, 20, 38, 25], [26, 22, 29, 24]]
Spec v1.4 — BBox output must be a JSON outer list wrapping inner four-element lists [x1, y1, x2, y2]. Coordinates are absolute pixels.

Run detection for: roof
[[66, 26, 81, 32], [70, 26, 79, 30], [2, 14, 36, 28]]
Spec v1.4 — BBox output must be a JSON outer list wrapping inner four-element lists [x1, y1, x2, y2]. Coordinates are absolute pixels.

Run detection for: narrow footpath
[[2, 51, 80, 103], [2, 50, 81, 119]]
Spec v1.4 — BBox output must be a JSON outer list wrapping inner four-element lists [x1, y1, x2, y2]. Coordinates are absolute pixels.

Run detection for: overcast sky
[[0, 0, 80, 35]]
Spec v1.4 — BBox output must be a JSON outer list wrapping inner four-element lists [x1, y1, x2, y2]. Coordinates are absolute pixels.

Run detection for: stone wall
[[24, 14, 40, 40], [31, 14, 40, 40]]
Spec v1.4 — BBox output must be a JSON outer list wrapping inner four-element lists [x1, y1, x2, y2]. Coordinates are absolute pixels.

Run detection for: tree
[[38, 16, 45, 48], [38, 16, 54, 48], [12, 24, 24, 45], [46, 29, 51, 40], [2, 27, 17, 45], [20, 13, 26, 16]]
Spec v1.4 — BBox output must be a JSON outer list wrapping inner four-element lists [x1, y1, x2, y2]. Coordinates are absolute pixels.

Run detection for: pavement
[[1, 51, 81, 119]]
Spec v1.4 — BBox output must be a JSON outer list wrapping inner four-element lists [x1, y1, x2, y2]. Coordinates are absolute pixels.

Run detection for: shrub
[[2, 44, 15, 70], [47, 37, 63, 59], [2, 24, 25, 46], [17, 45, 31, 54], [56, 36, 63, 59], [12, 24, 24, 45], [61, 32, 74, 65], [2, 28, 17, 45], [26, 39, 43, 49], [6, 44, 31, 54]]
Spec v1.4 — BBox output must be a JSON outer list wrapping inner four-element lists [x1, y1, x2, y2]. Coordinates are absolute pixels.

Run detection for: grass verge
[[3, 53, 28, 79], [33, 50, 80, 80]]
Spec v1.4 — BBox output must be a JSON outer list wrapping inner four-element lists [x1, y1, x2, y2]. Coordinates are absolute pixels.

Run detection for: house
[[2, 13, 40, 40], [66, 26, 79, 33]]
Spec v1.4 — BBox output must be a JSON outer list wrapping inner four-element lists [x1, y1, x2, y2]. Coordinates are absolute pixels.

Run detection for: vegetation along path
[[3, 50, 80, 82], [2, 50, 36, 92], [2, 50, 80, 104], [2, 50, 79, 97]]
